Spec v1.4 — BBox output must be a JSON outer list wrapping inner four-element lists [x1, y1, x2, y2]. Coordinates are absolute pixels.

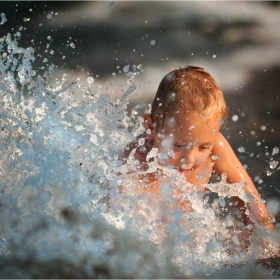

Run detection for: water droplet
[[188, 125, 195, 130], [109, 1, 115, 7], [123, 65, 130, 73], [266, 199, 278, 215], [43, 58, 48, 63], [261, 199, 266, 204], [218, 196, 226, 207], [212, 155, 218, 160], [162, 139, 171, 148], [158, 153, 168, 164], [47, 14, 53, 19], [212, 54, 216, 58], [238, 147, 245, 153], [253, 175, 260, 182], [260, 125, 266, 131], [267, 170, 272, 176], [83, 14, 87, 18], [138, 138, 145, 146], [87, 77, 94, 84], [269, 160, 279, 170], [70, 42, 75, 49], [272, 147, 279, 156], [49, 50, 54, 55], [150, 40, 156, 46], [0, 13, 7, 25], [231, 115, 238, 122], [62, 73, 68, 81], [47, 36, 51, 40], [28, 70, 36, 76]]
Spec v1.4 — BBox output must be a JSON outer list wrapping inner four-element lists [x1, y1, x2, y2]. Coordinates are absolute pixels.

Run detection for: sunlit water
[[0, 17, 279, 278]]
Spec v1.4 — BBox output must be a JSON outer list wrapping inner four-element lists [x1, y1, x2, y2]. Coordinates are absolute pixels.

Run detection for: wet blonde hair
[[151, 65, 228, 130]]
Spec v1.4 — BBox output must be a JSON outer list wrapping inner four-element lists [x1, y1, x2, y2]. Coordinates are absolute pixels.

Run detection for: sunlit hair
[[151, 65, 228, 130]]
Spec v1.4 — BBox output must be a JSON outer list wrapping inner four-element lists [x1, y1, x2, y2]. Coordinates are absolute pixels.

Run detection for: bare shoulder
[[212, 132, 247, 182], [212, 132, 237, 161], [213, 132, 230, 149], [211, 132, 236, 158]]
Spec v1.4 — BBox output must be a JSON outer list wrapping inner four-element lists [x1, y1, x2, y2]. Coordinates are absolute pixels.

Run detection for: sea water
[[0, 17, 279, 278]]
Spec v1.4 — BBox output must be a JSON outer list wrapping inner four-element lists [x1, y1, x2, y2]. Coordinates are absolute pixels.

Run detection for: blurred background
[[1, 1, 280, 217]]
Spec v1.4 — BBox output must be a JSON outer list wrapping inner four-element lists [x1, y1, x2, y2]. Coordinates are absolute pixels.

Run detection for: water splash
[[0, 23, 279, 278]]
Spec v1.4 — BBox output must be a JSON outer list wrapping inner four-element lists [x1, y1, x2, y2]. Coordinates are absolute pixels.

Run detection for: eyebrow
[[198, 142, 212, 146], [173, 141, 212, 146]]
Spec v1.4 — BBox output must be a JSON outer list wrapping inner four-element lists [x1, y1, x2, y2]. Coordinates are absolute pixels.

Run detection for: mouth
[[180, 163, 195, 170], [178, 168, 186, 173], [177, 166, 194, 173]]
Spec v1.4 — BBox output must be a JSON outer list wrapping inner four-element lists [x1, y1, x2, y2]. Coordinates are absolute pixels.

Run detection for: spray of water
[[0, 17, 279, 278]]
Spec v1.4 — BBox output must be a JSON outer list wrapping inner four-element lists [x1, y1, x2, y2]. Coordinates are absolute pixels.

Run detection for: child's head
[[151, 65, 228, 131], [143, 66, 228, 171]]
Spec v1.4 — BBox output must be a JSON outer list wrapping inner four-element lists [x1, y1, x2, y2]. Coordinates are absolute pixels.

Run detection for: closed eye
[[173, 142, 193, 151], [199, 145, 211, 151], [173, 143, 185, 148]]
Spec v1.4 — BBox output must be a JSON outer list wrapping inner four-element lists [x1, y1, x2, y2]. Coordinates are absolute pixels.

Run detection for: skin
[[123, 111, 274, 230]]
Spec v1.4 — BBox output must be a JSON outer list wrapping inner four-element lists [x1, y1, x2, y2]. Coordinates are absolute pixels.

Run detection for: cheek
[[197, 152, 210, 163]]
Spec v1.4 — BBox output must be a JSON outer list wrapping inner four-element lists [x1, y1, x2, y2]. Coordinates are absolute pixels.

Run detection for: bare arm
[[212, 133, 274, 230]]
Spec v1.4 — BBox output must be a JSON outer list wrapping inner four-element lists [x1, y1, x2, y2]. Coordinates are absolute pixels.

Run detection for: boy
[[122, 65, 274, 230]]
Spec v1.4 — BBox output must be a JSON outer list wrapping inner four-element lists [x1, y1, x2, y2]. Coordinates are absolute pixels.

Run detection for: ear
[[143, 114, 154, 140]]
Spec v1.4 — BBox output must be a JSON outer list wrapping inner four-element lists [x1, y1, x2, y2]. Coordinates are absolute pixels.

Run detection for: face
[[145, 111, 221, 171]]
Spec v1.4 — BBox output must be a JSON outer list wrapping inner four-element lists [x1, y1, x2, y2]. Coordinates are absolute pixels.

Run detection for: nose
[[182, 148, 196, 162], [180, 150, 196, 166]]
